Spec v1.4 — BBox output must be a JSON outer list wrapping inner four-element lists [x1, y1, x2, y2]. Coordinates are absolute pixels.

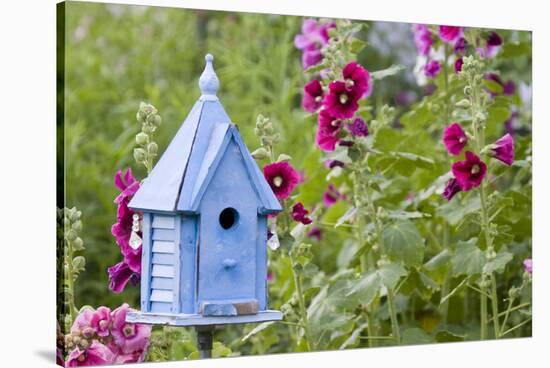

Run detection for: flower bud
[[135, 132, 148, 145], [456, 99, 470, 108], [148, 142, 158, 155], [153, 114, 162, 127], [66, 229, 77, 241], [133, 148, 147, 162], [72, 237, 84, 251], [136, 110, 146, 123], [251, 147, 270, 160]]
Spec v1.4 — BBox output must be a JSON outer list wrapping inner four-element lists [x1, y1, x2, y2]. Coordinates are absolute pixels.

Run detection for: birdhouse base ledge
[[126, 310, 283, 326]]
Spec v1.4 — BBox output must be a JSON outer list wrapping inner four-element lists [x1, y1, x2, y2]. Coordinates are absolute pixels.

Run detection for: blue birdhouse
[[126, 54, 283, 327]]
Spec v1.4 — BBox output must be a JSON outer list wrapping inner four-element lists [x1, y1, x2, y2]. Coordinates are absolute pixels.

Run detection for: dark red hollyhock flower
[[454, 37, 467, 54], [347, 117, 369, 137], [316, 108, 342, 151], [424, 60, 441, 78], [442, 177, 462, 201], [443, 122, 468, 156], [263, 161, 301, 200], [490, 133, 514, 166], [454, 57, 464, 73], [487, 31, 503, 47], [325, 159, 345, 169], [451, 151, 487, 191], [323, 183, 345, 207], [291, 202, 313, 225], [322, 81, 360, 119], [302, 80, 324, 113], [307, 226, 322, 241], [338, 140, 355, 147], [342, 61, 372, 97]]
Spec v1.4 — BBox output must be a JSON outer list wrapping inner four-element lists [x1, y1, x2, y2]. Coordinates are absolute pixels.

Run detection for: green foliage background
[[60, 1, 532, 360]]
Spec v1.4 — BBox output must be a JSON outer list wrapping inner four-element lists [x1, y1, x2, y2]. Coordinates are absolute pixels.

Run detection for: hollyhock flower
[[454, 37, 467, 54], [302, 48, 323, 69], [347, 117, 369, 137], [90, 306, 111, 338], [484, 73, 516, 96], [316, 109, 342, 151], [111, 304, 152, 355], [307, 226, 322, 241], [294, 19, 335, 68], [339, 140, 354, 147], [523, 258, 532, 274], [452, 151, 487, 191], [443, 123, 468, 155], [454, 57, 463, 73], [57, 347, 65, 366], [442, 177, 462, 201], [108, 261, 140, 294], [478, 31, 503, 58], [394, 91, 416, 107], [412, 24, 433, 56], [71, 308, 95, 338], [263, 161, 301, 200], [325, 159, 345, 169], [66, 341, 115, 367], [323, 81, 360, 119], [342, 61, 372, 97], [439, 26, 462, 43], [267, 272, 274, 282], [111, 169, 141, 261], [490, 133, 515, 166], [323, 184, 344, 207], [424, 60, 441, 78], [291, 203, 313, 225], [504, 111, 520, 135], [113, 351, 148, 364], [302, 80, 324, 112]]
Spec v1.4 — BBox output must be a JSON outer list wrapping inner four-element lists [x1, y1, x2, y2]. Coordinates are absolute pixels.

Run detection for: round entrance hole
[[219, 207, 238, 230]]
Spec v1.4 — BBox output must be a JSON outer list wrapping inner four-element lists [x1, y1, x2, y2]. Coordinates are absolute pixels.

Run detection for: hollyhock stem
[[443, 44, 450, 123], [290, 253, 313, 351], [387, 288, 401, 344], [480, 286, 488, 339]]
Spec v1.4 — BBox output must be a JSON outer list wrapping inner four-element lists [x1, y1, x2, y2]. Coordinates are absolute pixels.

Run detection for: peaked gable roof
[[129, 54, 281, 215]]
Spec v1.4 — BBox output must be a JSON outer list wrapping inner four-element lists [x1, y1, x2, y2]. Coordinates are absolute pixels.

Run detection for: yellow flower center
[[273, 176, 283, 187], [339, 93, 348, 104]]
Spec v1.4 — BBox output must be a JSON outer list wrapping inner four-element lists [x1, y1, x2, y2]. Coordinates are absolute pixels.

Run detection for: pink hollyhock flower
[[342, 61, 372, 97], [523, 258, 532, 274], [71, 308, 95, 338], [477, 31, 503, 58], [57, 347, 65, 366], [66, 341, 115, 367], [302, 48, 323, 69], [455, 57, 463, 73], [267, 272, 274, 282], [263, 161, 301, 200], [490, 133, 514, 166], [323, 81, 360, 119], [424, 60, 441, 78], [347, 117, 369, 137], [452, 151, 487, 191], [316, 109, 342, 151], [412, 24, 433, 56], [323, 184, 344, 207], [294, 19, 335, 69], [439, 26, 462, 43], [442, 177, 462, 201], [307, 226, 322, 241], [291, 203, 313, 225], [443, 123, 468, 156], [302, 80, 324, 112], [454, 37, 467, 54], [111, 304, 152, 355], [108, 261, 140, 294], [90, 306, 111, 338]]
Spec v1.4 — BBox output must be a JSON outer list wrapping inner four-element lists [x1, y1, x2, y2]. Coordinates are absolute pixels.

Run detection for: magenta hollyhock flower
[[323, 81, 360, 119], [111, 304, 152, 355], [490, 133, 514, 166], [424, 60, 441, 78], [294, 19, 335, 69], [71, 308, 95, 338], [291, 202, 313, 225], [455, 57, 464, 73], [66, 341, 115, 367], [442, 177, 462, 201], [90, 306, 111, 338], [263, 161, 301, 200], [323, 184, 344, 207], [108, 261, 140, 294], [347, 117, 369, 137], [478, 31, 503, 58], [307, 226, 322, 241], [342, 61, 372, 98], [451, 151, 487, 191], [443, 123, 468, 156], [57, 347, 65, 366], [523, 258, 532, 274], [412, 24, 433, 56], [454, 37, 467, 54], [439, 25, 462, 43], [302, 80, 324, 112], [316, 109, 342, 151]]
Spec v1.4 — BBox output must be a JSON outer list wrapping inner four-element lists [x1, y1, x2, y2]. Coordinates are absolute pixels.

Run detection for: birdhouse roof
[[129, 54, 282, 214]]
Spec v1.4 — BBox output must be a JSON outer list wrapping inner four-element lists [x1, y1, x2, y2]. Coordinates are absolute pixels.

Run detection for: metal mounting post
[[196, 326, 214, 359]]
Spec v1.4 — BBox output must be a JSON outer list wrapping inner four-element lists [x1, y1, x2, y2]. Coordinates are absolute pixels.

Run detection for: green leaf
[[242, 321, 275, 342], [402, 327, 434, 345], [349, 38, 367, 53], [335, 207, 357, 227], [387, 210, 430, 220], [437, 194, 481, 226], [347, 263, 406, 305], [501, 42, 531, 59], [382, 220, 425, 267], [371, 65, 404, 80], [483, 78, 504, 94], [435, 330, 466, 342], [483, 251, 513, 274], [452, 239, 486, 276]]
